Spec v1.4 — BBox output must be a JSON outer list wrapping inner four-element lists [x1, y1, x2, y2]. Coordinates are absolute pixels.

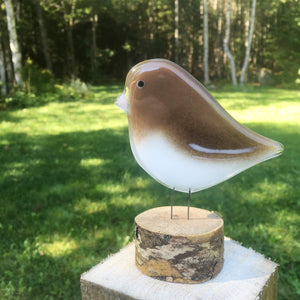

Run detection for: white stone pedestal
[[81, 238, 277, 300]]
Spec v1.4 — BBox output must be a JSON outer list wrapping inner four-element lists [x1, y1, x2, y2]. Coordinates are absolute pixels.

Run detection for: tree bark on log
[[134, 206, 224, 283]]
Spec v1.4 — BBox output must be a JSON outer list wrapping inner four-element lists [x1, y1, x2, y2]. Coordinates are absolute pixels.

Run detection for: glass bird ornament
[[116, 59, 283, 195]]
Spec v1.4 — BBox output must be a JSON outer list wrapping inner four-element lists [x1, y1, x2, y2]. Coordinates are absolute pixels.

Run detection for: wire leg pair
[[171, 188, 191, 220]]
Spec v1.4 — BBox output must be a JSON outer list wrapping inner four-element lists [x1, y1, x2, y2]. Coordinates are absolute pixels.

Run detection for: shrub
[[0, 60, 93, 109], [22, 58, 56, 95]]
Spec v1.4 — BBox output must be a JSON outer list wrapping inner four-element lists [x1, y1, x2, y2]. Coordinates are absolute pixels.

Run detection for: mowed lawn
[[0, 86, 299, 299]]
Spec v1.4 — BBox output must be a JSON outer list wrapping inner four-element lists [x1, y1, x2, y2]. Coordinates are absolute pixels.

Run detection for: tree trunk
[[203, 0, 210, 84], [0, 42, 7, 96], [61, 0, 76, 77], [4, 0, 22, 86], [15, 0, 20, 23], [91, 13, 98, 80], [240, 0, 256, 86], [0, 7, 8, 95], [174, 0, 179, 63], [223, 0, 237, 85], [148, 0, 154, 51], [35, 0, 52, 72], [244, 0, 250, 54], [216, 0, 222, 79]]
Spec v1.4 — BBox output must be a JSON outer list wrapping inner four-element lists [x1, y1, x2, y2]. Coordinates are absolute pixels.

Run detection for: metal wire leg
[[171, 187, 175, 219], [187, 188, 191, 220]]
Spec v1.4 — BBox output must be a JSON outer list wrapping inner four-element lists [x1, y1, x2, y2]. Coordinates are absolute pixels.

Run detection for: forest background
[[0, 0, 299, 98]]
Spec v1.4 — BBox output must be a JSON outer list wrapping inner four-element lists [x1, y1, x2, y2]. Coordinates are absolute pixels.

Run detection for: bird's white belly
[[130, 132, 263, 193]]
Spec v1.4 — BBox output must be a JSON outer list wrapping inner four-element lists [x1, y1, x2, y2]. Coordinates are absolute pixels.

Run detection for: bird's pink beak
[[116, 91, 129, 113]]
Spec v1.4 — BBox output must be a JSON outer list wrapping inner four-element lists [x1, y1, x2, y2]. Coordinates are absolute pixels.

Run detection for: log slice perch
[[134, 206, 224, 283]]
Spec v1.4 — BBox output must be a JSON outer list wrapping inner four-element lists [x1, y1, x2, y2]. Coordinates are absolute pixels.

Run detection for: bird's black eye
[[137, 80, 145, 88]]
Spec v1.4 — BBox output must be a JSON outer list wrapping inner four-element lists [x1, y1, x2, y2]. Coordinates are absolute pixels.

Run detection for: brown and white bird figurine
[[116, 59, 283, 214]]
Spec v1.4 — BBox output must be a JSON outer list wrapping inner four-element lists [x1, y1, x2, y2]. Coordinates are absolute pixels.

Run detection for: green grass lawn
[[0, 85, 299, 299]]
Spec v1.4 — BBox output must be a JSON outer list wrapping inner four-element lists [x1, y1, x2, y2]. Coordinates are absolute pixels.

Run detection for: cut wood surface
[[81, 239, 278, 300], [134, 206, 224, 283]]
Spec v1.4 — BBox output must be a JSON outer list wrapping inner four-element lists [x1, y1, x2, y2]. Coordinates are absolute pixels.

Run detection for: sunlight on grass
[[248, 180, 290, 200], [41, 239, 78, 257], [0, 98, 127, 137], [217, 89, 300, 125], [80, 158, 104, 167], [74, 198, 107, 214], [94, 183, 127, 194], [2, 162, 25, 177], [121, 172, 152, 189]]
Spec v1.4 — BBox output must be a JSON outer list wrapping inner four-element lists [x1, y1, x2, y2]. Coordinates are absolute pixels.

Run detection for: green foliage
[[0, 85, 299, 299], [22, 58, 56, 95], [0, 62, 93, 109], [55, 79, 93, 102]]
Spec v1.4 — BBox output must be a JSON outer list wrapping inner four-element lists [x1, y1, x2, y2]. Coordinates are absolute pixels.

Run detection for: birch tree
[[0, 7, 7, 96], [223, 0, 237, 85], [4, 0, 22, 86], [203, 0, 210, 84], [240, 0, 257, 86], [216, 0, 222, 79], [35, 0, 52, 72]]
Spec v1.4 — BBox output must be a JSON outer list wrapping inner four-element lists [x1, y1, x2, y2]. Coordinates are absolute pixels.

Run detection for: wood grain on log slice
[[134, 206, 224, 283]]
